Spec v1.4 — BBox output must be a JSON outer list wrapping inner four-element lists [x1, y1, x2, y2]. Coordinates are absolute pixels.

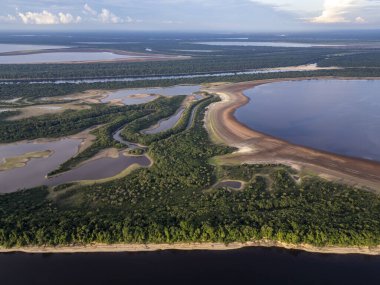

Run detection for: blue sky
[[0, 0, 380, 31]]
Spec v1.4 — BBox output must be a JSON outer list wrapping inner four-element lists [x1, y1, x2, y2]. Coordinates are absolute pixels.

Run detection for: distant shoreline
[[1, 241, 380, 255]]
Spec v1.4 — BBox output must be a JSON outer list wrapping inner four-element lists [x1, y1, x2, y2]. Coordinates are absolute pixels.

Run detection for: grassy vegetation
[[0, 150, 52, 171], [1, 97, 380, 249]]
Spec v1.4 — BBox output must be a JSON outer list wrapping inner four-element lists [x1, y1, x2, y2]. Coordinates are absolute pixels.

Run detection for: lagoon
[[0, 139, 82, 193], [102, 85, 201, 105], [236, 80, 380, 162], [47, 153, 150, 186]]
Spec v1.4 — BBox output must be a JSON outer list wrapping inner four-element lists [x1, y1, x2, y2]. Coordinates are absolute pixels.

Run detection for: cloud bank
[[0, 3, 131, 25], [18, 10, 81, 25], [311, 0, 380, 23], [0, 0, 379, 29]]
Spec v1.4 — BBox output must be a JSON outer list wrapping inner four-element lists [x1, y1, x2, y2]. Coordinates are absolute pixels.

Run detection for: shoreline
[[204, 77, 380, 192], [1, 241, 380, 255]]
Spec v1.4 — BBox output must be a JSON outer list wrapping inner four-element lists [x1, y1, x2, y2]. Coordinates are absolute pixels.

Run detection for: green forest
[[1, 97, 380, 248], [1, 33, 380, 250]]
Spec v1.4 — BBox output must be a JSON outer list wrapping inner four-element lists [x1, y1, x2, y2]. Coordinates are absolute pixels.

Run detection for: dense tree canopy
[[1, 97, 380, 249]]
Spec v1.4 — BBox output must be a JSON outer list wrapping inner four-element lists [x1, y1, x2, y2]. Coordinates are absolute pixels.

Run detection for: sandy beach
[[1, 240, 380, 255], [204, 77, 380, 192]]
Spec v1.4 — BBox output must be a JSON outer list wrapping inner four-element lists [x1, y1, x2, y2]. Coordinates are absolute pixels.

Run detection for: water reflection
[[0, 139, 81, 193], [142, 108, 185, 134], [236, 79, 380, 162], [47, 152, 150, 186]]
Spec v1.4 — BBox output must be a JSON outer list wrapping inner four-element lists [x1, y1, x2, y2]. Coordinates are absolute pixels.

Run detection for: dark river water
[[236, 80, 380, 162], [1, 247, 380, 285]]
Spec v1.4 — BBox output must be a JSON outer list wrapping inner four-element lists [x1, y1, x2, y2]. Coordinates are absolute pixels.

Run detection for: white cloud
[[355, 16, 366, 23], [83, 3, 97, 16], [18, 10, 58, 24], [98, 8, 123, 23], [13, 4, 128, 25], [18, 10, 80, 25], [82, 4, 128, 24], [310, 0, 380, 24], [252, 0, 323, 13], [311, 0, 354, 23], [59, 13, 81, 24], [125, 16, 133, 23]]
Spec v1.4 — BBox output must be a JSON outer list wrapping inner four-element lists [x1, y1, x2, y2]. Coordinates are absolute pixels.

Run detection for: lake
[[236, 80, 380, 162], [0, 139, 82, 193], [1, 247, 380, 285], [0, 52, 146, 64], [102, 85, 201, 105], [0, 44, 68, 53], [47, 153, 150, 186], [0, 140, 150, 192]]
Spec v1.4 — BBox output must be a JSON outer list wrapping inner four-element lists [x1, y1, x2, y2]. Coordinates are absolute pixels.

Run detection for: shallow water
[[0, 52, 145, 64], [142, 108, 185, 134], [102, 85, 201, 105], [0, 139, 81, 193], [0, 139, 150, 192], [196, 41, 343, 48], [47, 153, 150, 186], [236, 80, 380, 162], [0, 43, 68, 53], [1, 247, 380, 285]]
